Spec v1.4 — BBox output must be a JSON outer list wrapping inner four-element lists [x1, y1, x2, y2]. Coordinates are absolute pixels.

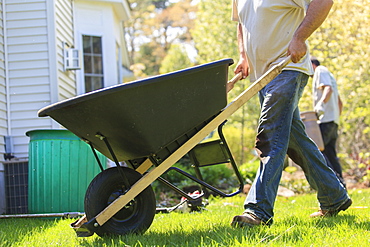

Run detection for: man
[[311, 57, 345, 187], [231, 0, 351, 227]]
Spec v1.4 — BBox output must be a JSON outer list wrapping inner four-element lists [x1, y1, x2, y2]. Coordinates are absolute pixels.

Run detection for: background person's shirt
[[312, 65, 340, 124]]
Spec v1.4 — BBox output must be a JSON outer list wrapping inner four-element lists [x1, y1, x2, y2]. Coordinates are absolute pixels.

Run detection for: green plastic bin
[[26, 129, 106, 213]]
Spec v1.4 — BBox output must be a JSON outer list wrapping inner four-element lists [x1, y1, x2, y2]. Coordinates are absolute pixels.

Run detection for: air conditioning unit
[[2, 160, 29, 214], [64, 48, 82, 71]]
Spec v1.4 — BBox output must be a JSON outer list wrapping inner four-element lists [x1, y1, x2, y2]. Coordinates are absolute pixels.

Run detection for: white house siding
[[0, 0, 130, 159], [0, 3, 7, 159], [0, 3, 7, 214], [4, 0, 52, 158], [55, 0, 76, 101]]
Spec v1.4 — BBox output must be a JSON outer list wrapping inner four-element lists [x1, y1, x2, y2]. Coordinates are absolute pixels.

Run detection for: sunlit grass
[[0, 188, 369, 246]]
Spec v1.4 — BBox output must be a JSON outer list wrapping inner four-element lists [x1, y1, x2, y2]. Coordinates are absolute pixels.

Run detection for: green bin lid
[[26, 129, 81, 141]]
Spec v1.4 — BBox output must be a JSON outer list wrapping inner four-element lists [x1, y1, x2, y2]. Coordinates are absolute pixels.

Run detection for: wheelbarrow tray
[[38, 59, 233, 161]]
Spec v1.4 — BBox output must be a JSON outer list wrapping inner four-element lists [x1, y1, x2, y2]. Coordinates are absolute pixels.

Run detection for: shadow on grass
[[0, 218, 57, 246], [266, 215, 370, 244], [76, 214, 370, 246], [311, 214, 370, 229], [77, 225, 253, 247]]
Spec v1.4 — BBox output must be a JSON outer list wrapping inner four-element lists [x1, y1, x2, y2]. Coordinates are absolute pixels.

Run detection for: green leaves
[[304, 0, 370, 159]]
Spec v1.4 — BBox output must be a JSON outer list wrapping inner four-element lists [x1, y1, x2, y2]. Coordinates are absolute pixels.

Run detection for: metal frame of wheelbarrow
[[71, 56, 291, 236], [91, 119, 244, 213], [155, 120, 245, 204]]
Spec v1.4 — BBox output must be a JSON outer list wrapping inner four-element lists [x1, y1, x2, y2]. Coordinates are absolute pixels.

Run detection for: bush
[[222, 124, 259, 166], [238, 159, 259, 184]]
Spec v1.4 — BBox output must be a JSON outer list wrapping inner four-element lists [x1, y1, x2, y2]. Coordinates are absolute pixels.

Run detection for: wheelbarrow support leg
[[95, 132, 131, 189], [88, 142, 105, 172]]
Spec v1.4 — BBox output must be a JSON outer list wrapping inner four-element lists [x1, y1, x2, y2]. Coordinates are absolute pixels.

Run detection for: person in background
[[230, 0, 351, 228], [311, 57, 345, 187]]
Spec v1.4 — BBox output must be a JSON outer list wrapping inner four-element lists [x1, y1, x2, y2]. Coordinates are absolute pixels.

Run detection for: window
[[83, 35, 104, 92]]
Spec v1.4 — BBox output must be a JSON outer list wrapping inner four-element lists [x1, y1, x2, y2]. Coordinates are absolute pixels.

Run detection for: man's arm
[[314, 85, 333, 117], [288, 0, 334, 62], [234, 23, 249, 79], [338, 94, 343, 115], [319, 85, 333, 104]]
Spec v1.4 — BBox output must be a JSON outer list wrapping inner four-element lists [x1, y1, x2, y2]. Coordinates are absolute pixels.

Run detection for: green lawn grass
[[1, 188, 369, 247]]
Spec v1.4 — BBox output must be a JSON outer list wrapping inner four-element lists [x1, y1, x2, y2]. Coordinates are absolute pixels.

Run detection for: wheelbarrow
[[38, 57, 291, 237]]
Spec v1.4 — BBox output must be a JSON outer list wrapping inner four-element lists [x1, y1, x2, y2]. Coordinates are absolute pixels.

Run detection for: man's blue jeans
[[244, 71, 349, 224]]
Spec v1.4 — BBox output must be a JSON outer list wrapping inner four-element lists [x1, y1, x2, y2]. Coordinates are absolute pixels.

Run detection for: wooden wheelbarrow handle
[[226, 56, 292, 93], [226, 72, 243, 92]]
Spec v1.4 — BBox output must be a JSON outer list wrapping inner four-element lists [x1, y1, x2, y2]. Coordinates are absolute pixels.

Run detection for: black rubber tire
[[84, 167, 156, 236]]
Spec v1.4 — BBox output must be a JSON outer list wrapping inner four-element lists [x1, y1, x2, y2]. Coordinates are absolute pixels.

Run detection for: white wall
[[0, 0, 7, 157], [0, 0, 130, 159], [55, 0, 76, 101], [3, 0, 52, 158], [0, 1, 6, 215]]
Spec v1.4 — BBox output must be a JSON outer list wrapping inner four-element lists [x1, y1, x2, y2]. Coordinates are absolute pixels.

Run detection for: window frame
[[82, 35, 104, 93]]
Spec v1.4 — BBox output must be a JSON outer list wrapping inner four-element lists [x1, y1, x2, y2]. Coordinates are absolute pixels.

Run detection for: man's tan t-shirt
[[232, 0, 314, 82]]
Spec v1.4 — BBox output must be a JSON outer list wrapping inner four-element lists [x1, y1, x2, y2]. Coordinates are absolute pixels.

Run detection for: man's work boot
[[310, 198, 352, 217], [231, 212, 263, 228]]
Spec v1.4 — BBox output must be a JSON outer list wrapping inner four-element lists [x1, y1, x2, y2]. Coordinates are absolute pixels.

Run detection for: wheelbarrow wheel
[[84, 167, 156, 236]]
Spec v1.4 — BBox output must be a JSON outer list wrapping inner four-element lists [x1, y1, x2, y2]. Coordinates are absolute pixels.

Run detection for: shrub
[[238, 159, 259, 184]]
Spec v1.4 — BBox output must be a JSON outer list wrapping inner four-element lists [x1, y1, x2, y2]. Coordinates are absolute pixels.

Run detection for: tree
[[191, 0, 260, 165], [125, 0, 196, 76], [125, 0, 157, 65], [301, 0, 370, 163], [159, 44, 193, 74], [191, 0, 237, 64]]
